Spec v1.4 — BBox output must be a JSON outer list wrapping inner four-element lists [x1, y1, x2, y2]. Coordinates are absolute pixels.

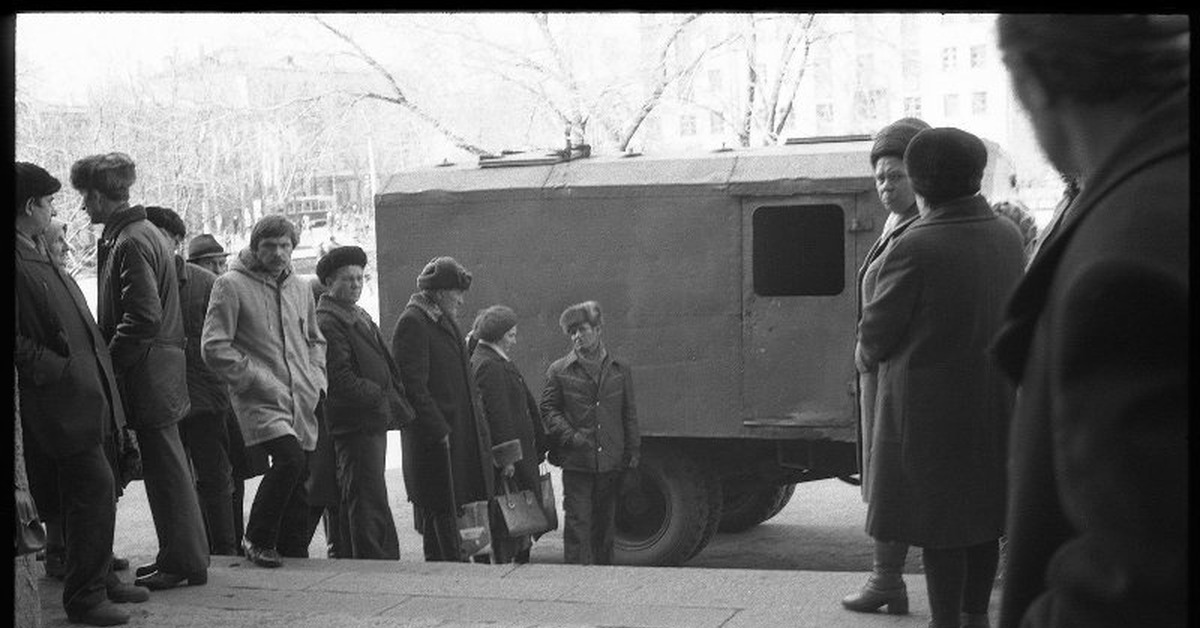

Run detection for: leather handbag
[[537, 463, 558, 533], [493, 477, 552, 538], [456, 500, 493, 560], [14, 488, 46, 557]]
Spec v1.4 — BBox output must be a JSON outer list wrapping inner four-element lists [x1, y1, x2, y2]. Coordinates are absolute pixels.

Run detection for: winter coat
[[540, 348, 640, 474], [16, 235, 126, 458], [316, 293, 413, 436], [201, 248, 327, 451], [96, 205, 190, 429], [857, 194, 1024, 548], [390, 292, 493, 510], [176, 257, 232, 415], [993, 92, 1188, 628], [470, 342, 547, 492], [855, 204, 919, 503]]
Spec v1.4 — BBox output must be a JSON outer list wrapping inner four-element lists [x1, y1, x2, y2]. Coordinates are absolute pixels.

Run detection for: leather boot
[[961, 612, 990, 628], [842, 539, 909, 614]]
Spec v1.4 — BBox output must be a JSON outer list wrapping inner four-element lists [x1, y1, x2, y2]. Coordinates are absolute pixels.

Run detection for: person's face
[[155, 226, 183, 255], [326, 264, 364, 304], [196, 257, 228, 275], [46, 224, 72, 266], [497, 325, 518, 354], [570, 322, 601, 353], [1006, 57, 1075, 177], [254, 235, 294, 277], [873, 156, 915, 215], [436, 289, 466, 318], [24, 194, 57, 237], [80, 189, 110, 225]]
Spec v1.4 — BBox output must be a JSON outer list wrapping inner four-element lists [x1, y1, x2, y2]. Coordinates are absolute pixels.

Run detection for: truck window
[[752, 204, 844, 296]]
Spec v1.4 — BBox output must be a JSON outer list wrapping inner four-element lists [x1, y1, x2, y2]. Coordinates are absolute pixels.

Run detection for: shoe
[[67, 600, 130, 626], [242, 538, 283, 568], [111, 556, 130, 572], [106, 582, 150, 603], [841, 583, 909, 614], [134, 569, 208, 590], [134, 562, 157, 578], [45, 548, 67, 581]]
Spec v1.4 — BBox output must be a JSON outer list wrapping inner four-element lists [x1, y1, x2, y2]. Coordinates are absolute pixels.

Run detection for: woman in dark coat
[[856, 128, 1025, 628], [391, 257, 494, 562], [468, 305, 548, 564]]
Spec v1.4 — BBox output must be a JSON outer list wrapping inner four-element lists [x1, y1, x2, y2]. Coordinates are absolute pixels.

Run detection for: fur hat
[[69, 152, 136, 201], [15, 162, 61, 209], [559, 300, 603, 334], [316, 245, 368, 284], [904, 127, 988, 205], [870, 117, 932, 166], [472, 305, 518, 343], [186, 234, 230, 262], [417, 256, 472, 291]]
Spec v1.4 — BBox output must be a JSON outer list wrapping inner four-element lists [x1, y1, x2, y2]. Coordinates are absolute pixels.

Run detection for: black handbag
[[493, 477, 552, 538], [14, 488, 46, 557]]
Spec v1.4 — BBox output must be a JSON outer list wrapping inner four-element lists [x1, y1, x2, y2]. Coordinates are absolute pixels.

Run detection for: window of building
[[904, 96, 922, 118], [752, 204, 845, 296], [972, 91, 988, 115], [855, 89, 887, 120], [816, 102, 834, 123], [970, 45, 986, 68], [902, 48, 921, 91], [942, 47, 957, 72], [680, 113, 697, 136], [944, 93, 960, 117]]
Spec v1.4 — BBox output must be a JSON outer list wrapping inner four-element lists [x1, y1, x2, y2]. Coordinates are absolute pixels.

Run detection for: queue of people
[[14, 14, 1187, 628]]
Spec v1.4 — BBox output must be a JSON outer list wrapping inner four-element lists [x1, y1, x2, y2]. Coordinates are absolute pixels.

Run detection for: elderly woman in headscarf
[[843, 116, 930, 616], [857, 128, 1025, 628], [468, 305, 548, 564]]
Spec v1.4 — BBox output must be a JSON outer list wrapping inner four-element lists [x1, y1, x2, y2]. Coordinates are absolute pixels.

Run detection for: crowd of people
[[14, 14, 1187, 628]]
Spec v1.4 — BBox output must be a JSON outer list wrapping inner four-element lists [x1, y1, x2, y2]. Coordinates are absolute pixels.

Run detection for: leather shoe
[[242, 538, 283, 568], [106, 582, 149, 603], [134, 569, 207, 590], [134, 562, 157, 578], [67, 600, 130, 626], [841, 584, 909, 615]]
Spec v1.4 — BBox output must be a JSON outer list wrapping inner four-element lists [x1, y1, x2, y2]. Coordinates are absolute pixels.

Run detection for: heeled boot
[[842, 539, 909, 614]]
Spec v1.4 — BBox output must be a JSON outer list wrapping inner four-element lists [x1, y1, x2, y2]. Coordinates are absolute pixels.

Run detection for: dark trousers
[[923, 539, 1001, 626], [245, 434, 317, 555], [561, 470, 620, 565], [54, 444, 117, 616], [418, 506, 461, 562], [180, 408, 237, 555], [334, 430, 400, 559], [138, 422, 210, 575]]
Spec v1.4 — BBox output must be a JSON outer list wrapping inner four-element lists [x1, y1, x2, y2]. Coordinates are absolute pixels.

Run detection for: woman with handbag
[[469, 305, 549, 564]]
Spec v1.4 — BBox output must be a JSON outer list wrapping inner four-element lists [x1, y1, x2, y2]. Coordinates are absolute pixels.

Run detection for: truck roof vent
[[784, 133, 873, 145], [435, 158, 455, 168], [478, 144, 592, 169]]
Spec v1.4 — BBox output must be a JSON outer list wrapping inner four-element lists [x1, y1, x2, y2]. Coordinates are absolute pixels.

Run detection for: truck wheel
[[717, 482, 797, 533], [614, 447, 718, 566], [686, 467, 724, 560]]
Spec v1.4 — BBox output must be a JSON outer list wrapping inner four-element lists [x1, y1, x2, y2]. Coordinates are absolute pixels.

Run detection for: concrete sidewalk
[[33, 555, 993, 628]]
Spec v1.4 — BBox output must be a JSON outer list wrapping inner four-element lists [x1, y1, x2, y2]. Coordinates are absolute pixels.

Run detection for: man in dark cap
[[993, 15, 1189, 628], [16, 162, 148, 625], [843, 115, 931, 616], [540, 300, 640, 565], [859, 127, 1023, 628], [315, 246, 412, 560], [186, 234, 232, 276], [70, 153, 210, 592], [391, 256, 494, 562]]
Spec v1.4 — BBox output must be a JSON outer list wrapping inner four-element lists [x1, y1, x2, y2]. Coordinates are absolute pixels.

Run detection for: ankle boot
[[961, 612, 990, 628], [842, 539, 909, 614]]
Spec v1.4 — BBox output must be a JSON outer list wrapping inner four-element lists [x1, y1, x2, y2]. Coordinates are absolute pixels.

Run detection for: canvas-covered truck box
[[375, 137, 1000, 566]]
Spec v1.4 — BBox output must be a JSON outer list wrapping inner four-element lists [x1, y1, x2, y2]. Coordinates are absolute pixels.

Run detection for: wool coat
[[95, 205, 190, 429], [857, 194, 1024, 549], [15, 235, 126, 458], [993, 92, 1188, 628], [855, 204, 919, 503], [176, 257, 232, 416], [540, 348, 640, 474], [470, 342, 547, 492], [316, 294, 413, 437], [201, 248, 327, 451], [391, 292, 494, 511]]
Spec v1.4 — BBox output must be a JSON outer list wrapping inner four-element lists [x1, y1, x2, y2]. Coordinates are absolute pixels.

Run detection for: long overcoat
[[391, 292, 493, 511], [857, 194, 1024, 548], [201, 248, 327, 451], [992, 92, 1188, 628], [95, 205, 190, 429], [470, 342, 547, 492], [855, 204, 919, 502]]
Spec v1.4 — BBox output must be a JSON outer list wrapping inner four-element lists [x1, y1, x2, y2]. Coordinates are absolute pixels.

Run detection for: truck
[[373, 136, 1011, 566]]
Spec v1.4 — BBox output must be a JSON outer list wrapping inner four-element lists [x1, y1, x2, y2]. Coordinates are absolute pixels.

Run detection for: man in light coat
[[71, 152, 209, 593], [202, 214, 327, 568]]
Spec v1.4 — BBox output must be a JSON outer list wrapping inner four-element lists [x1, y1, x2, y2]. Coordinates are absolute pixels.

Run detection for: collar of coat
[[909, 194, 993, 228], [230, 246, 293, 286], [562, 344, 620, 370], [990, 89, 1189, 382], [406, 291, 443, 322], [476, 339, 510, 362], [15, 231, 47, 261], [316, 293, 373, 327], [99, 204, 141, 244]]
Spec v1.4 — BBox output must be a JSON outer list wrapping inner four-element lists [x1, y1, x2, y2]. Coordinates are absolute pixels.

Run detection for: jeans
[[561, 470, 621, 565]]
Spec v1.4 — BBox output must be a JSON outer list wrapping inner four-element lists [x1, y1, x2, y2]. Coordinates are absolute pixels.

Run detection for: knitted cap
[[472, 305, 518, 343], [904, 127, 988, 205], [417, 256, 472, 291], [870, 118, 932, 166]]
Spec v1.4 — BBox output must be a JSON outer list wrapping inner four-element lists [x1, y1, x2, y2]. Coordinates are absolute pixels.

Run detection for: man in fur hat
[[540, 300, 640, 565]]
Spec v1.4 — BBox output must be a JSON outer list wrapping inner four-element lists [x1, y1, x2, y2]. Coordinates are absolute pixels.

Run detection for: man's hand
[[502, 464, 516, 479], [625, 453, 640, 469]]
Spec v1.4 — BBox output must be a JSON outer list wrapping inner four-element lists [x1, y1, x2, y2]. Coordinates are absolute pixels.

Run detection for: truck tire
[[717, 482, 797, 533], [613, 447, 718, 566], [686, 467, 724, 561]]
